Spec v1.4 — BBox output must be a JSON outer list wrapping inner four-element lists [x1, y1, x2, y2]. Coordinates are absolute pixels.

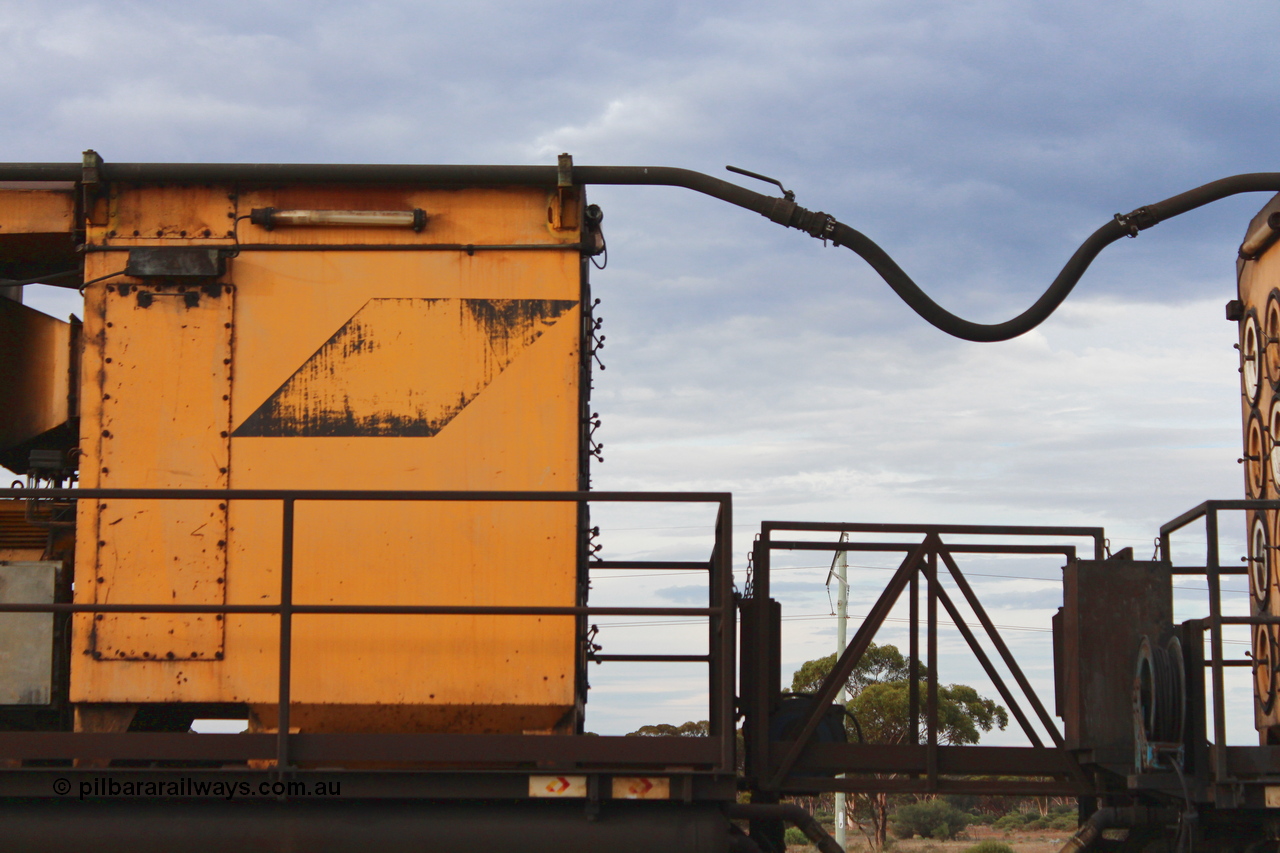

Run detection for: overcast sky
[[3, 1, 1274, 740]]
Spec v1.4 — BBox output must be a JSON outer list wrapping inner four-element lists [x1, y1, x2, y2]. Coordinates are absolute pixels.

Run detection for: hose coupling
[[773, 204, 838, 240], [1113, 206, 1160, 237]]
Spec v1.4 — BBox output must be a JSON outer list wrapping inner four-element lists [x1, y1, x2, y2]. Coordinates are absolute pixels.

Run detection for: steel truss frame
[[743, 520, 1105, 798]]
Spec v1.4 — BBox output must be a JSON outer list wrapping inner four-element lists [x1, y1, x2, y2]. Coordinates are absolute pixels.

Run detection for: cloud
[[3, 0, 1275, 740]]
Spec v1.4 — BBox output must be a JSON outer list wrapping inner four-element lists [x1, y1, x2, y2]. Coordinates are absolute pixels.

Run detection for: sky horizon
[[2, 0, 1273, 742]]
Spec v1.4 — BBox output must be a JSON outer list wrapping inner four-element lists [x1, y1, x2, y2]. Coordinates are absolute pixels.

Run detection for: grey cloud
[[3, 0, 1274, 740]]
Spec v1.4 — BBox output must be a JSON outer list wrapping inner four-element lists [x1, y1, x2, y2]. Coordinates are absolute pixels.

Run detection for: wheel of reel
[[1252, 512, 1272, 608], [1247, 411, 1268, 499], [1269, 399, 1280, 490], [1266, 291, 1280, 389], [1256, 623, 1277, 716], [1244, 313, 1263, 406]]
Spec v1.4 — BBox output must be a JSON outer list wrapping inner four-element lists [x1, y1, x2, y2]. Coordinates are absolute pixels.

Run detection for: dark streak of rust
[[233, 298, 577, 438]]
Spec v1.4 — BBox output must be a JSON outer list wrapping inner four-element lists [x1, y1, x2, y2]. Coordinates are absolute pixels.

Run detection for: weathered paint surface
[[89, 283, 232, 661], [0, 188, 75, 234], [71, 184, 584, 734], [234, 298, 577, 437], [105, 185, 236, 241], [1237, 219, 1280, 733], [0, 298, 71, 451]]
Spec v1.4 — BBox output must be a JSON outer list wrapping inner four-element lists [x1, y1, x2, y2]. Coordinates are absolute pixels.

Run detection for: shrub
[[1048, 813, 1078, 831], [1024, 818, 1047, 831], [992, 813, 1026, 831], [963, 842, 1016, 853], [890, 800, 970, 840], [784, 827, 810, 848]]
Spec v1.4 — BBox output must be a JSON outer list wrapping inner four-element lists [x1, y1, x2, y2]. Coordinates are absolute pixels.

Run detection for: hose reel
[[1133, 634, 1186, 771], [1256, 624, 1279, 716]]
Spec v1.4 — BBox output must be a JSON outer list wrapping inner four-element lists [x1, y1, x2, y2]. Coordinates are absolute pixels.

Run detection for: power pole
[[831, 532, 849, 850]]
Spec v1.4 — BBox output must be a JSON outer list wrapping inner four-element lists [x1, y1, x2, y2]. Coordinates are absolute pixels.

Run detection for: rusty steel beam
[[0, 602, 721, 617], [773, 743, 1080, 777], [783, 777, 1080, 796], [3, 488, 733, 503], [590, 560, 711, 570], [0, 732, 724, 765]]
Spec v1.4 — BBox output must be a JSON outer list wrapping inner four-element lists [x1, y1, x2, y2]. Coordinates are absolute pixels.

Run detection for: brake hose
[[576, 168, 1280, 343], [3, 159, 1276, 341], [819, 173, 1280, 342]]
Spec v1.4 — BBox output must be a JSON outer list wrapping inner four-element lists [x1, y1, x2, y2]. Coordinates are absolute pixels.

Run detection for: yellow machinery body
[[2, 178, 590, 734], [1236, 194, 1280, 737]]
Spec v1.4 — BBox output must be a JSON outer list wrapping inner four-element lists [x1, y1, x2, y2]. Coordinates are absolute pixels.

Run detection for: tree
[[790, 643, 910, 696], [890, 799, 970, 840], [851, 681, 1008, 746], [625, 720, 709, 737], [789, 646, 1009, 851]]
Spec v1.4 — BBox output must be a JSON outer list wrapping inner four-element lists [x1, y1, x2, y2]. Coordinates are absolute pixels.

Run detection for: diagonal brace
[[765, 537, 931, 789]]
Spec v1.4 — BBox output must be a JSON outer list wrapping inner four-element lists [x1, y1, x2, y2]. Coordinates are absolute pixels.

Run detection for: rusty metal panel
[[69, 183, 584, 731], [225, 249, 581, 729], [0, 561, 56, 704], [88, 281, 232, 662], [233, 298, 577, 436], [105, 184, 236, 241], [0, 188, 74, 234], [0, 298, 71, 453], [1236, 220, 1280, 734], [1061, 559, 1171, 757]]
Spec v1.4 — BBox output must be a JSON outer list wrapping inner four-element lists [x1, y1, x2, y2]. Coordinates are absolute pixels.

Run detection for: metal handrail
[[2, 488, 735, 773], [747, 521, 1104, 795], [1158, 498, 1279, 789]]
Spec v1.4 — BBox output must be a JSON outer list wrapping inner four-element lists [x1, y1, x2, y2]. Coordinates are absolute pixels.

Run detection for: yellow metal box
[[69, 180, 590, 734]]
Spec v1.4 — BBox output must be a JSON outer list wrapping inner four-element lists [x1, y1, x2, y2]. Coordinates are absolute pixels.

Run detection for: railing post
[[714, 498, 735, 774], [909, 558, 919, 745], [278, 497, 296, 771], [926, 538, 938, 789], [1206, 507, 1228, 789], [747, 531, 772, 786]]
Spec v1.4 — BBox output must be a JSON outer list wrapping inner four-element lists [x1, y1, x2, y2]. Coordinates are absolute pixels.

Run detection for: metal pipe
[[1057, 806, 1180, 853], [8, 157, 1277, 341], [587, 654, 710, 662], [1240, 210, 1280, 259], [4, 487, 731, 502]]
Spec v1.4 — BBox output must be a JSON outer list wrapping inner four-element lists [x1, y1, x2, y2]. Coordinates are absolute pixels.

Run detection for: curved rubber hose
[[826, 173, 1280, 342], [828, 218, 1125, 342], [2, 160, 1276, 342], [1057, 806, 1180, 853], [577, 168, 1280, 343]]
